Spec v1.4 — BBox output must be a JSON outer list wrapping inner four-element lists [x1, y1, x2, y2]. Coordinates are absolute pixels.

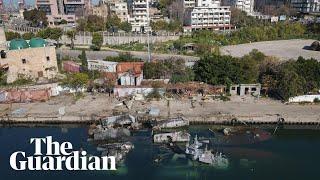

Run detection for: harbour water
[[0, 125, 319, 180]]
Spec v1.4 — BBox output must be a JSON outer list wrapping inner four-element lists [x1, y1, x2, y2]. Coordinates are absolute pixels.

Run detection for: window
[[46, 56, 50, 61], [22, 59, 26, 64], [251, 87, 257, 91], [231, 87, 236, 90]]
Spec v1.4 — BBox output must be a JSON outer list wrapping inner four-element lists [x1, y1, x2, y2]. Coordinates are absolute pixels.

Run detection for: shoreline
[[1, 94, 320, 127], [1, 113, 319, 126]]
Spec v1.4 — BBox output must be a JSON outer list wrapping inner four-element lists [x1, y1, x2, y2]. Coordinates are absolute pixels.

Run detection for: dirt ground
[[1, 94, 320, 122], [221, 39, 320, 61]]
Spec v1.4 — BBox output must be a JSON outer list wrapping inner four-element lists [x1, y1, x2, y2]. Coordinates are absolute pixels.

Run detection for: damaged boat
[[89, 125, 131, 141], [153, 131, 191, 143], [153, 117, 189, 130], [100, 141, 134, 163], [185, 135, 229, 168]]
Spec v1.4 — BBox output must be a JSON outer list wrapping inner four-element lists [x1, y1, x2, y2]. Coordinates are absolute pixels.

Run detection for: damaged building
[[166, 82, 226, 97], [229, 84, 261, 96]]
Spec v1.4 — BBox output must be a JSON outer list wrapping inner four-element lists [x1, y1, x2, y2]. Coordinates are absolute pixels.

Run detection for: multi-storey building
[[109, 0, 129, 21], [185, 0, 231, 32], [184, 0, 196, 8], [91, 4, 109, 20], [128, 0, 151, 32], [97, 0, 129, 22], [227, 0, 254, 15], [290, 0, 320, 13], [35, 0, 90, 26]]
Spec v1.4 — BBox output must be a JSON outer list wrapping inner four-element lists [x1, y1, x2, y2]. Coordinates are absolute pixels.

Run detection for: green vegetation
[[76, 14, 132, 33], [91, 32, 103, 50], [5, 32, 21, 41], [22, 32, 35, 40], [108, 42, 146, 51], [23, 8, 48, 27], [86, 15, 105, 32], [193, 50, 320, 100], [66, 30, 76, 49], [61, 73, 89, 92], [78, 50, 88, 70], [104, 52, 142, 62], [37, 27, 63, 45], [10, 74, 34, 86], [151, 20, 182, 33], [143, 59, 194, 83]]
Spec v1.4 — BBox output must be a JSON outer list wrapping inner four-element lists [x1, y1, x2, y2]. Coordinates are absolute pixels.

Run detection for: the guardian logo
[[9, 136, 116, 171]]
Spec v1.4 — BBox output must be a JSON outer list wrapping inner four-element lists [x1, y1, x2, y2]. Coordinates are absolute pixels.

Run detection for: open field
[[221, 39, 320, 61]]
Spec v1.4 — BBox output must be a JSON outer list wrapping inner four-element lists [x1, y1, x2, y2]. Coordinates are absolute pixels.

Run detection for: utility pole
[[146, 0, 151, 62]]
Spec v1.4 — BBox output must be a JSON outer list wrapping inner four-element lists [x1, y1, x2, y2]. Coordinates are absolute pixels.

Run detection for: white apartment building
[[98, 0, 129, 21], [128, 0, 151, 32], [109, 0, 129, 21], [290, 0, 320, 13], [228, 0, 254, 15], [186, 0, 231, 32]]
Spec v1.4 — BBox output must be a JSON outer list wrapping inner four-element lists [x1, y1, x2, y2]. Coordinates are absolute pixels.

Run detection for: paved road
[[57, 49, 200, 66], [221, 39, 320, 61]]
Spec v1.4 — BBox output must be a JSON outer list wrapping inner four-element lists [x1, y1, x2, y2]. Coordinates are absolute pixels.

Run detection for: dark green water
[[0, 125, 319, 180]]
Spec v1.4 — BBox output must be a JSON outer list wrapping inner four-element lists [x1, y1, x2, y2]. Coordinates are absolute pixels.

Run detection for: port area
[[0, 93, 320, 125]]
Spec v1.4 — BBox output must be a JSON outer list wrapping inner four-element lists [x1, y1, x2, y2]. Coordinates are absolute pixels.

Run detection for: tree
[[91, 32, 103, 50], [119, 21, 132, 32], [23, 8, 48, 27], [62, 73, 89, 92], [106, 15, 121, 31], [22, 32, 35, 40], [86, 15, 105, 32], [276, 63, 306, 100], [37, 27, 63, 45], [5, 31, 21, 41], [151, 20, 168, 31], [60, 19, 68, 25], [76, 18, 87, 32], [78, 50, 88, 70], [66, 30, 76, 49]]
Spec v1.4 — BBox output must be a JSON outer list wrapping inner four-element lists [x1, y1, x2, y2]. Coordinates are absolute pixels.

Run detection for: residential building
[[184, 0, 196, 8], [227, 0, 254, 15], [109, 0, 129, 21], [91, 4, 109, 20], [35, 0, 90, 26], [185, 0, 231, 32], [0, 37, 58, 83], [290, 0, 320, 13], [128, 0, 151, 32], [97, 0, 129, 22]]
